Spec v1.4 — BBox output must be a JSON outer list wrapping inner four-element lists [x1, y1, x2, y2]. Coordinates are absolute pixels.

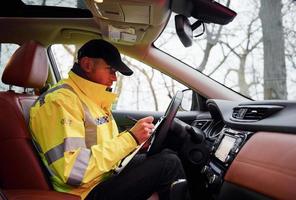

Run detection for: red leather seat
[[0, 40, 158, 200], [0, 41, 79, 200]]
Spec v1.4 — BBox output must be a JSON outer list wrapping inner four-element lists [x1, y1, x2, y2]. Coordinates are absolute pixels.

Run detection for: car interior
[[0, 0, 296, 200]]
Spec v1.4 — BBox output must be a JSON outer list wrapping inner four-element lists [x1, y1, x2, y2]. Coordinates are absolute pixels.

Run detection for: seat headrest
[[1, 40, 48, 89]]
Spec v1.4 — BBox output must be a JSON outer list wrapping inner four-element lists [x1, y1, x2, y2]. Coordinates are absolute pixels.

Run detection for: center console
[[201, 127, 253, 190]]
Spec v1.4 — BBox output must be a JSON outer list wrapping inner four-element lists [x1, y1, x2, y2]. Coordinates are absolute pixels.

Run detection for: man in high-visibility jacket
[[30, 39, 186, 200]]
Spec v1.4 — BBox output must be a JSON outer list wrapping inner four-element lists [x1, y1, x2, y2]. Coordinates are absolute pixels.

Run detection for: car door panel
[[112, 110, 200, 132]]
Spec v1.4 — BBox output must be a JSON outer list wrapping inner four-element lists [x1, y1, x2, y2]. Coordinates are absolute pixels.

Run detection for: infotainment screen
[[215, 135, 236, 162]]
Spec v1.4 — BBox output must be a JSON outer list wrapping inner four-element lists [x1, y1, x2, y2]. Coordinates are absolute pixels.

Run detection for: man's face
[[85, 58, 117, 87]]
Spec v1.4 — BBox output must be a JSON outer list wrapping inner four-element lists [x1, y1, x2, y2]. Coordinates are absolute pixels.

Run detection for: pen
[[126, 115, 138, 123]]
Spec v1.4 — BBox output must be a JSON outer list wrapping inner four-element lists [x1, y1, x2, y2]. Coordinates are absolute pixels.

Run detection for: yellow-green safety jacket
[[30, 71, 138, 199]]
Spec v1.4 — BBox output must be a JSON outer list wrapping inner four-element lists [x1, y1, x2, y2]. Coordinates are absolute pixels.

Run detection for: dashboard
[[191, 99, 296, 200]]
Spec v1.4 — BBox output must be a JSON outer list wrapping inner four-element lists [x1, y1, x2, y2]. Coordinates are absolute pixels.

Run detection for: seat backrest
[[0, 40, 51, 190]]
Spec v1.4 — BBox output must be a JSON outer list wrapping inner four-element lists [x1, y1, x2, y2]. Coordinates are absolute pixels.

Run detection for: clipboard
[[114, 117, 163, 173]]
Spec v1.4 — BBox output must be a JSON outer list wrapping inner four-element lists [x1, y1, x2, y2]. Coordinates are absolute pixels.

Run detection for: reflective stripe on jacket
[[30, 71, 138, 199]]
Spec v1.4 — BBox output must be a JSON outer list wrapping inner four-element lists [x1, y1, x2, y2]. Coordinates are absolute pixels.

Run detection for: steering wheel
[[147, 91, 183, 156]]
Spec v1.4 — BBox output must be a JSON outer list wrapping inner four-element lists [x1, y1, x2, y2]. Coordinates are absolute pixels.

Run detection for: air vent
[[232, 105, 284, 121], [192, 119, 212, 130], [244, 108, 269, 120]]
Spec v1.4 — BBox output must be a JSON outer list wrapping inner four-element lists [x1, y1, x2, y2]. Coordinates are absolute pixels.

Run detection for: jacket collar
[[67, 70, 117, 109]]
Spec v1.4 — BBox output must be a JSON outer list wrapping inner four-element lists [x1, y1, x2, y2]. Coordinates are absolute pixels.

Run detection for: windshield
[[155, 0, 296, 100]]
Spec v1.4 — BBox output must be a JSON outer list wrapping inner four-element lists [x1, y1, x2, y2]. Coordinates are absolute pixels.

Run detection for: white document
[[114, 118, 163, 173]]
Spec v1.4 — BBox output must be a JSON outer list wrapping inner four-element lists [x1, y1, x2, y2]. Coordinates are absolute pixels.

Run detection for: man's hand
[[129, 116, 154, 144]]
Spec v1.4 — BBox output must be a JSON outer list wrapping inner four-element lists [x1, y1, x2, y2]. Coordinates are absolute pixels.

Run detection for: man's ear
[[79, 57, 93, 73]]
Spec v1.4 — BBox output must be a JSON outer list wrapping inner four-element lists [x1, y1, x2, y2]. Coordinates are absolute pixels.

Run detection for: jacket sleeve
[[30, 91, 138, 186]]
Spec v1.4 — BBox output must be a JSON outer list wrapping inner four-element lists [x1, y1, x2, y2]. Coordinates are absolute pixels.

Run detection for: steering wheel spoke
[[147, 91, 183, 156]]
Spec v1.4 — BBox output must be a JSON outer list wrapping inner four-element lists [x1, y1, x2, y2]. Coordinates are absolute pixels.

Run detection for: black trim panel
[[207, 99, 296, 133]]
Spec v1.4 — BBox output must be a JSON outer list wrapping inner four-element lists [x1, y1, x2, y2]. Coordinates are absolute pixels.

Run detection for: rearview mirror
[[175, 15, 205, 47], [173, 0, 237, 47], [175, 15, 193, 47]]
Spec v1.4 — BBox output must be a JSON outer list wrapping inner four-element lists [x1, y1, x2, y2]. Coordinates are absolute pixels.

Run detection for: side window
[[0, 43, 20, 92], [115, 56, 188, 111], [50, 44, 188, 111], [51, 44, 78, 79]]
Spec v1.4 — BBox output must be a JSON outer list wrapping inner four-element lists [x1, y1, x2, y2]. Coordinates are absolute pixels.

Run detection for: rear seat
[[0, 40, 80, 200]]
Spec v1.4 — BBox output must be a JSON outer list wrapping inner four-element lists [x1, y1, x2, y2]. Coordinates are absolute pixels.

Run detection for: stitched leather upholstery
[[0, 41, 79, 200], [1, 40, 48, 88]]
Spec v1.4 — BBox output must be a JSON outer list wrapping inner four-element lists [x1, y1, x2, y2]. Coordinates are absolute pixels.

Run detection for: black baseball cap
[[77, 39, 133, 76]]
